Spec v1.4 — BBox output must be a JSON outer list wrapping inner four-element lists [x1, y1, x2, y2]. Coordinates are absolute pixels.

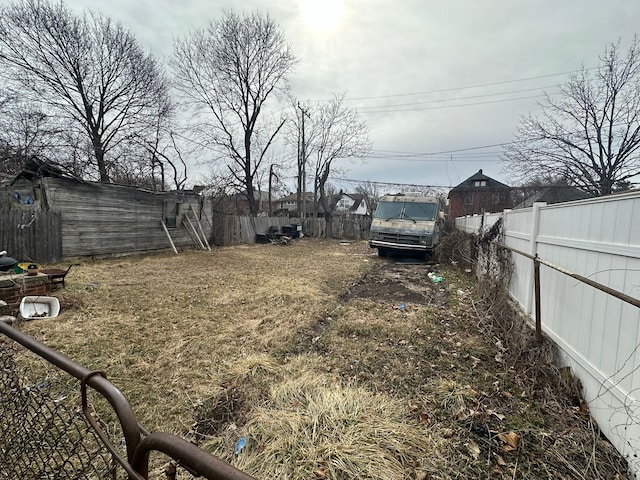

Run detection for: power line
[[371, 147, 502, 156], [369, 150, 504, 159], [355, 85, 561, 111], [366, 155, 500, 162], [358, 94, 548, 114], [369, 141, 518, 158], [342, 67, 595, 102], [331, 176, 453, 189]]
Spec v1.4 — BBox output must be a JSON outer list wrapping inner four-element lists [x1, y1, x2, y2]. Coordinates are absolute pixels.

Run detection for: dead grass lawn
[[14, 239, 628, 479]]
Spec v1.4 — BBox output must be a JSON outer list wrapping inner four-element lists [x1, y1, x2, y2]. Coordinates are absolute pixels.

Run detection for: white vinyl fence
[[456, 190, 640, 478]]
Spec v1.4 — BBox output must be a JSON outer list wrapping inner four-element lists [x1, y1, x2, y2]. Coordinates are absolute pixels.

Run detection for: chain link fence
[[0, 341, 119, 479], [0, 329, 256, 480]]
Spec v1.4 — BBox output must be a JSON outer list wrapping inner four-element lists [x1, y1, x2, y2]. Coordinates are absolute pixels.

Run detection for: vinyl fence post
[[526, 202, 546, 315]]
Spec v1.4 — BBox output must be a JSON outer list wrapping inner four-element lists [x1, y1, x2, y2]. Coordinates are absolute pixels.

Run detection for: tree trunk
[[325, 211, 334, 239], [318, 171, 332, 238], [91, 134, 109, 183], [244, 131, 257, 215], [599, 177, 613, 196], [246, 180, 256, 215]]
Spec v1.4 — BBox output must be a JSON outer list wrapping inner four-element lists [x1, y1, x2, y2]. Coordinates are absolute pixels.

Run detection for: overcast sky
[[64, 0, 640, 192]]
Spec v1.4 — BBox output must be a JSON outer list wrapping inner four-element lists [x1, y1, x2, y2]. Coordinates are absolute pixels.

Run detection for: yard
[[14, 239, 628, 479]]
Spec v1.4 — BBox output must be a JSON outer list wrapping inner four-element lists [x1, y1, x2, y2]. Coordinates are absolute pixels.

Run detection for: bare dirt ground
[[11, 239, 629, 479]]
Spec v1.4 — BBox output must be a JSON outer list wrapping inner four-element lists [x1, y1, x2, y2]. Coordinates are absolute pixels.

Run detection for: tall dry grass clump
[[201, 356, 436, 480]]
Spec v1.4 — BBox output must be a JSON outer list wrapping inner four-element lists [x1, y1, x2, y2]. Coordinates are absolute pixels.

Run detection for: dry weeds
[[10, 238, 628, 479]]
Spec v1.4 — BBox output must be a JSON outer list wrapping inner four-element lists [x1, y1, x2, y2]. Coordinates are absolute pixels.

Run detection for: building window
[[464, 194, 473, 206], [492, 192, 501, 204], [473, 180, 487, 187]]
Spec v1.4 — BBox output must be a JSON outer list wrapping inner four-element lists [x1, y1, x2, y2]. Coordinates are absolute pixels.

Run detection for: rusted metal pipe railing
[[0, 320, 142, 463], [496, 242, 640, 342], [132, 432, 256, 480], [497, 243, 640, 309], [0, 321, 257, 480]]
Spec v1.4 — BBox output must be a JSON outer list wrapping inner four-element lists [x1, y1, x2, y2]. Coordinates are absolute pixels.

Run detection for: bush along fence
[[455, 190, 640, 478], [0, 321, 256, 480]]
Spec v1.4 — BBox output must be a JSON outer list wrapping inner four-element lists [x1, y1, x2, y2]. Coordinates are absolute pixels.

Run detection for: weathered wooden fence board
[[209, 215, 371, 247], [0, 208, 62, 263], [42, 178, 211, 257]]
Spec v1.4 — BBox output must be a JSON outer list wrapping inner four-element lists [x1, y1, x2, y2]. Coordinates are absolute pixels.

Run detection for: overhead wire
[[341, 67, 596, 101], [331, 176, 454, 189], [355, 85, 561, 111], [357, 94, 550, 114]]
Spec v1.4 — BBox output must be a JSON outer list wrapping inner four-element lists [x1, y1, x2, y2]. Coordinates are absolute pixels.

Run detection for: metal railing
[[495, 243, 640, 342], [0, 321, 256, 480]]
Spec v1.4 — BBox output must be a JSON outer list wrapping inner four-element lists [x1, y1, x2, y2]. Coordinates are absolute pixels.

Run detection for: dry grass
[[11, 238, 629, 479], [200, 355, 436, 480], [20, 240, 368, 433]]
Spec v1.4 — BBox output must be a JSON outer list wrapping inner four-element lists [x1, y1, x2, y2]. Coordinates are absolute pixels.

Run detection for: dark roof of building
[[348, 194, 366, 212], [229, 190, 271, 202], [514, 186, 593, 209], [449, 169, 510, 193], [10, 157, 76, 185]]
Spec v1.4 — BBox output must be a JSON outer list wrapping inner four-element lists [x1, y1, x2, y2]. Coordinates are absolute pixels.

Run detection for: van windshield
[[375, 201, 437, 221]]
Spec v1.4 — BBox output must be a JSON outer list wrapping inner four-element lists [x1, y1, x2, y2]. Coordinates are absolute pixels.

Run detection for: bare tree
[[0, 91, 62, 174], [354, 180, 382, 215], [133, 98, 189, 191], [171, 11, 296, 215], [504, 38, 640, 196], [0, 0, 170, 183], [311, 93, 371, 237]]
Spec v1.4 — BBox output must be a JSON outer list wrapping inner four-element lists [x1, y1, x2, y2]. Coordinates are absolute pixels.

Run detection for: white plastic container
[[19, 296, 60, 319]]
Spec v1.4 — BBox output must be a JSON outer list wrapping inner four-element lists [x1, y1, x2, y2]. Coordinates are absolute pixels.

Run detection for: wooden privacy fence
[[209, 215, 298, 246], [0, 208, 62, 263], [455, 191, 640, 477], [210, 214, 371, 246], [1, 208, 371, 260]]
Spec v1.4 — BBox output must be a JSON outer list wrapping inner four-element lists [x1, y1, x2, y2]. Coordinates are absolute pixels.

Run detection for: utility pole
[[268, 163, 279, 217], [296, 132, 301, 217], [297, 103, 310, 220]]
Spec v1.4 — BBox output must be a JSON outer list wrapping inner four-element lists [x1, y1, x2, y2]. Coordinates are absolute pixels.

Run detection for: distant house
[[215, 190, 271, 215], [274, 192, 301, 214], [513, 185, 593, 209], [448, 169, 512, 218], [273, 192, 323, 217], [273, 191, 371, 218], [331, 192, 371, 216]]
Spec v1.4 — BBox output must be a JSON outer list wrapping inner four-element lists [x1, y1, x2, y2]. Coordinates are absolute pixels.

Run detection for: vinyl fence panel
[[456, 190, 640, 477]]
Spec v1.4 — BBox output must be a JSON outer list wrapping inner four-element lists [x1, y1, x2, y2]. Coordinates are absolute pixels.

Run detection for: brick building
[[448, 169, 512, 218]]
